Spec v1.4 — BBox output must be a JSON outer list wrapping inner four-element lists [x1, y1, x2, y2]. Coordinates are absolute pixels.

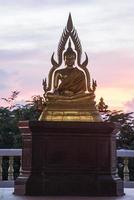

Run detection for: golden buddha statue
[[39, 14, 102, 122], [53, 40, 86, 96]]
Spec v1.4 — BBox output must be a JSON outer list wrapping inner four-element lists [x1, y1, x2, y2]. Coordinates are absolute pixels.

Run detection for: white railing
[[0, 149, 22, 181], [0, 149, 134, 182], [117, 149, 134, 182]]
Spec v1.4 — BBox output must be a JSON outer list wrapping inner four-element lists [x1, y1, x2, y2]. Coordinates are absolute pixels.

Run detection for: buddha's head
[[64, 40, 76, 67]]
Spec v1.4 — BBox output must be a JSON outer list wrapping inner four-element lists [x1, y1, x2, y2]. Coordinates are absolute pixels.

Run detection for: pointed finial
[[67, 13, 73, 32]]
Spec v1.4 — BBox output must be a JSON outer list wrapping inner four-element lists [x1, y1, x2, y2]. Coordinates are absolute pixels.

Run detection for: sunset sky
[[0, 0, 134, 112]]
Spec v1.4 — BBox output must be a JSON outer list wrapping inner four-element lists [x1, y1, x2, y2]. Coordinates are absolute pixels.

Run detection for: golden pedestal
[[39, 93, 102, 122]]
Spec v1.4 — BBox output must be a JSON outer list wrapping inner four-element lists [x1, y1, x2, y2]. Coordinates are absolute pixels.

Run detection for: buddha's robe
[[54, 67, 86, 95]]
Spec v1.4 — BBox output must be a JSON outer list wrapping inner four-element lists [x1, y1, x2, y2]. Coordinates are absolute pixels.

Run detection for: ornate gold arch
[[47, 13, 91, 92]]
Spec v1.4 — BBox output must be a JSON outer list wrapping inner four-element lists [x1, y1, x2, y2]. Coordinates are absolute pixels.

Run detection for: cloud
[[0, 49, 46, 62], [124, 99, 134, 112], [0, 68, 20, 86], [0, 69, 12, 90], [96, 86, 134, 111], [89, 50, 134, 88], [0, 0, 94, 7], [0, 0, 134, 53], [0, 0, 134, 111]]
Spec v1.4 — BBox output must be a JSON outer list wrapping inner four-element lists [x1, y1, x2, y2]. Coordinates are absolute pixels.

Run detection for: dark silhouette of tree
[[98, 98, 134, 149], [0, 91, 40, 148]]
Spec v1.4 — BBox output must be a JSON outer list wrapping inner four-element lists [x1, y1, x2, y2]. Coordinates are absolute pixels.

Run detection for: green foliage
[[0, 105, 40, 148], [103, 110, 134, 149], [0, 107, 14, 148], [0, 91, 40, 148]]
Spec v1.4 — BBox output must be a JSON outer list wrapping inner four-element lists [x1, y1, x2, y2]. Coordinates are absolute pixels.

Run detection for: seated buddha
[[46, 40, 93, 104], [53, 41, 86, 97]]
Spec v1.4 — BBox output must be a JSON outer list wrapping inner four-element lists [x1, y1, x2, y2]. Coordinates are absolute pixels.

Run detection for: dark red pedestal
[[14, 121, 124, 196]]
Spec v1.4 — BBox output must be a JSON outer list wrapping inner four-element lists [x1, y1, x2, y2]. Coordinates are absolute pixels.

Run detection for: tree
[[98, 98, 134, 149], [105, 110, 134, 149], [0, 91, 40, 148]]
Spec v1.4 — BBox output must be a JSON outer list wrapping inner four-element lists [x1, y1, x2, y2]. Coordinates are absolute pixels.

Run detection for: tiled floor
[[0, 188, 133, 200]]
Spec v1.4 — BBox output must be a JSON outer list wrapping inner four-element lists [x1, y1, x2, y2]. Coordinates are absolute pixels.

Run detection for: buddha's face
[[64, 54, 76, 67]]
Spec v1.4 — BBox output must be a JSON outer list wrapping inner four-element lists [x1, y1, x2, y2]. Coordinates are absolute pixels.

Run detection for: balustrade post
[[116, 167, 119, 177], [8, 156, 14, 180], [123, 157, 129, 181], [0, 156, 2, 180], [19, 156, 22, 176]]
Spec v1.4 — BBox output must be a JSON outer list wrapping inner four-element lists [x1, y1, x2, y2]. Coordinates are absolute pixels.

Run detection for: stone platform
[[14, 121, 124, 196], [1, 188, 133, 200]]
